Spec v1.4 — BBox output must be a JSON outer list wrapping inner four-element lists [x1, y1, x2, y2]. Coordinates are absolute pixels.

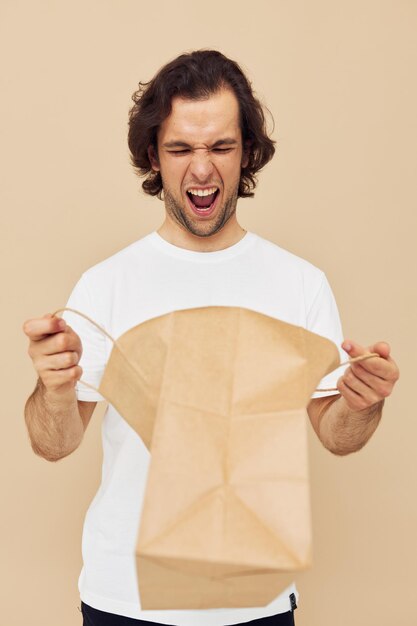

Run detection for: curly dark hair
[[127, 49, 276, 200]]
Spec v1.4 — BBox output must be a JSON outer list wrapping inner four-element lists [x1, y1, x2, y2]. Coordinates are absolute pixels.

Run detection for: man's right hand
[[23, 313, 83, 394]]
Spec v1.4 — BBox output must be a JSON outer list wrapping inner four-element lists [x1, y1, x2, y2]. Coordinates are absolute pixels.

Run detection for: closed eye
[[168, 148, 233, 155]]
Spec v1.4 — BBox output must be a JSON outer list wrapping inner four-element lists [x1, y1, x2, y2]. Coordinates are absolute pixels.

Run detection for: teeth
[[188, 187, 218, 197]]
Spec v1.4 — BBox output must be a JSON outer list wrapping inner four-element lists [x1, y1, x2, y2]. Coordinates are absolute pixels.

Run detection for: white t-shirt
[[62, 230, 347, 624]]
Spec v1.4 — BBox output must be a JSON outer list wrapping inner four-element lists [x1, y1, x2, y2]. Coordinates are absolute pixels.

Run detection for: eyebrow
[[162, 138, 239, 149]]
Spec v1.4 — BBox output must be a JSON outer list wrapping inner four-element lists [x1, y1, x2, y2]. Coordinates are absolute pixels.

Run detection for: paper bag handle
[[52, 307, 116, 394], [315, 352, 379, 392], [51, 307, 379, 396]]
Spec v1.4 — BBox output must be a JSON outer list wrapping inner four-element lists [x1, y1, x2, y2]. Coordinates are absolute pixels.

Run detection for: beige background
[[1, 1, 416, 624]]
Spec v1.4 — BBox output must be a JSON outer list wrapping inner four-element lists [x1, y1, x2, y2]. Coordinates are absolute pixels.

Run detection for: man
[[23, 50, 399, 625]]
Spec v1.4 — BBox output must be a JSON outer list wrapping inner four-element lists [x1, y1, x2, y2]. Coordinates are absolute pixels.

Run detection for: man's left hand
[[337, 340, 400, 412]]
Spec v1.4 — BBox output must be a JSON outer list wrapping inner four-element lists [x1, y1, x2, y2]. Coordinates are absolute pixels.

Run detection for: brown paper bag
[[55, 305, 341, 609], [119, 307, 339, 609]]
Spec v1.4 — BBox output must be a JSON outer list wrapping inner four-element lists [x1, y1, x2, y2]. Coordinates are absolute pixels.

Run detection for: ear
[[241, 139, 251, 169], [147, 144, 160, 172]]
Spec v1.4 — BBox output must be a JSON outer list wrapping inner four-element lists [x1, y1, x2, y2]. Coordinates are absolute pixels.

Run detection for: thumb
[[342, 339, 391, 361], [341, 339, 367, 358], [368, 341, 391, 359]]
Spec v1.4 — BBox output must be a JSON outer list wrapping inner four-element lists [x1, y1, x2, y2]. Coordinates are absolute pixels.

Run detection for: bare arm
[[23, 313, 97, 462], [308, 339, 399, 455], [24, 380, 96, 461], [308, 393, 384, 455]]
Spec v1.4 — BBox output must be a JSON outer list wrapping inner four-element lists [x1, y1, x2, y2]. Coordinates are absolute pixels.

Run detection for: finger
[[41, 365, 83, 392], [351, 362, 395, 398], [343, 339, 391, 362], [41, 326, 81, 356], [351, 348, 398, 381], [23, 315, 66, 340], [368, 341, 391, 359], [343, 367, 381, 403], [342, 339, 394, 377], [336, 377, 377, 412], [353, 352, 396, 379], [341, 339, 368, 359], [38, 350, 80, 372], [351, 353, 397, 381]]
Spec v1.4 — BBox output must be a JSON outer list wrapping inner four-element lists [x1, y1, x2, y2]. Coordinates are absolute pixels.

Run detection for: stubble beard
[[161, 182, 239, 238]]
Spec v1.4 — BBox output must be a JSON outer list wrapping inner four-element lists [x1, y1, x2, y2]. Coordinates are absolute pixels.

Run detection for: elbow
[[30, 443, 63, 463], [326, 446, 357, 457], [29, 438, 81, 463], [322, 439, 367, 457], [40, 450, 72, 463]]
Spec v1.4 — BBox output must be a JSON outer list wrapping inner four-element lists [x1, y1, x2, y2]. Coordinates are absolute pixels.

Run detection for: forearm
[[24, 377, 84, 462], [318, 394, 384, 456]]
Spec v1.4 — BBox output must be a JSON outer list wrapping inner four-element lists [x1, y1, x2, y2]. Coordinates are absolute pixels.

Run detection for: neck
[[157, 216, 247, 252]]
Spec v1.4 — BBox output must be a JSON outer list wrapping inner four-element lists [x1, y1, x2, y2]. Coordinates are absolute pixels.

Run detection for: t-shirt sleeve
[[60, 273, 107, 402], [307, 273, 349, 398]]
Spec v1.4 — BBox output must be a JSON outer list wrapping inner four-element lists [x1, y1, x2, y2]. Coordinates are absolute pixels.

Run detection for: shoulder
[[250, 232, 325, 283], [249, 233, 330, 316], [80, 233, 154, 286]]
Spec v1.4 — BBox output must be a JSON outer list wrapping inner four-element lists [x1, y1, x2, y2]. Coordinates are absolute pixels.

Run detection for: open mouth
[[186, 188, 220, 217]]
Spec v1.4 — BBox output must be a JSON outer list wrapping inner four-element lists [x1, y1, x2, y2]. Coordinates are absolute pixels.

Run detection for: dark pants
[[81, 602, 296, 626]]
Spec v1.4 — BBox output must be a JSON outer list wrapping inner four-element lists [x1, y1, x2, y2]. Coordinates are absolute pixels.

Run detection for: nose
[[188, 149, 215, 182]]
